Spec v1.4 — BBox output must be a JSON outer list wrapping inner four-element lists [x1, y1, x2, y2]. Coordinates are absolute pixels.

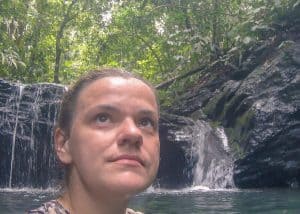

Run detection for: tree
[[0, 0, 298, 88], [53, 0, 78, 83]]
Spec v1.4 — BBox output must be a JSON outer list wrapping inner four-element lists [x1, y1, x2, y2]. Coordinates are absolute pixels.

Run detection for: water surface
[[0, 187, 299, 213]]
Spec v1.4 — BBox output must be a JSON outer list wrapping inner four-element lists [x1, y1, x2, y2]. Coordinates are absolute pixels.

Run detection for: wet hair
[[57, 68, 159, 137]]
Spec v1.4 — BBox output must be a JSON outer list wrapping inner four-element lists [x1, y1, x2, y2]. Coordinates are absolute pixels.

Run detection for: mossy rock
[[226, 109, 255, 158]]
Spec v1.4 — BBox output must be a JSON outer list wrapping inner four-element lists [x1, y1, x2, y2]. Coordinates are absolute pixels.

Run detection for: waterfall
[[171, 119, 234, 189], [0, 79, 65, 188], [191, 121, 234, 188], [8, 85, 24, 188]]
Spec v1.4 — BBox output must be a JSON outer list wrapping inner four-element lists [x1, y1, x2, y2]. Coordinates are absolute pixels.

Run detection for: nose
[[117, 117, 143, 147]]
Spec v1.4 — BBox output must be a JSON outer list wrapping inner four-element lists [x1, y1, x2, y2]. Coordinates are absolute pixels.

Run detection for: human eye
[[95, 113, 111, 124], [139, 117, 157, 130]]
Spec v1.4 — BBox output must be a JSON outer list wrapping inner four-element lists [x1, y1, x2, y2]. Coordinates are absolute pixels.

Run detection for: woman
[[28, 68, 160, 214]]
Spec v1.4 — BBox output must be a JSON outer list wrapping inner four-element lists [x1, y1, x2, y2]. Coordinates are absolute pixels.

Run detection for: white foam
[[0, 187, 59, 193], [143, 185, 241, 195]]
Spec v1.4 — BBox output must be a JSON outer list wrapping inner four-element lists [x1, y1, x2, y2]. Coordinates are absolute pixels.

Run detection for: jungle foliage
[[0, 0, 299, 88]]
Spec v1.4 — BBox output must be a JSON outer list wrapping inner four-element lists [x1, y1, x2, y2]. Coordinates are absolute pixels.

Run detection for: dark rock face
[[168, 23, 300, 188], [0, 79, 65, 188], [156, 114, 196, 188], [229, 42, 300, 187]]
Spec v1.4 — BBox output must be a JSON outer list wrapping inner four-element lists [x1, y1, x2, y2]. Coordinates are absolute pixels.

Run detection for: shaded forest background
[[1, 0, 299, 103]]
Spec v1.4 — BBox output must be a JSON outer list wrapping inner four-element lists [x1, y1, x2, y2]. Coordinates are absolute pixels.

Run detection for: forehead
[[77, 76, 158, 109], [80, 76, 154, 95]]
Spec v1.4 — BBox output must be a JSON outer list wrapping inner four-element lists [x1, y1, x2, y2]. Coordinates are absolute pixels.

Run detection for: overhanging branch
[[155, 65, 206, 89]]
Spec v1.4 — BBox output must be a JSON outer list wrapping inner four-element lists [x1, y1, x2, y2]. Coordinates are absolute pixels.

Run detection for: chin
[[111, 175, 153, 195]]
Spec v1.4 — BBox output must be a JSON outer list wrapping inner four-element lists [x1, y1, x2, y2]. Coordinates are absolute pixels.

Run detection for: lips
[[110, 154, 145, 166]]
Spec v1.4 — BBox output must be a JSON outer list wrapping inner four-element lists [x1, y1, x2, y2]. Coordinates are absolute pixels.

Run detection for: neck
[[58, 177, 130, 214]]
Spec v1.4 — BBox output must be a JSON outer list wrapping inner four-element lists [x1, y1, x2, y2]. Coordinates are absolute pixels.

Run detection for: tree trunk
[[211, 0, 221, 62], [53, 0, 77, 83], [54, 27, 63, 83], [28, 8, 42, 83]]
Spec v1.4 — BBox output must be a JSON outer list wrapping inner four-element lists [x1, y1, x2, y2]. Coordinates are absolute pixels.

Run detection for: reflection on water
[[0, 188, 58, 213], [0, 187, 299, 213], [136, 187, 300, 214], [132, 187, 300, 213]]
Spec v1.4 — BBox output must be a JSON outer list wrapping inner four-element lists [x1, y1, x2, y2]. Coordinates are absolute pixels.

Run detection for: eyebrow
[[92, 104, 158, 118], [138, 109, 158, 119], [94, 104, 121, 113]]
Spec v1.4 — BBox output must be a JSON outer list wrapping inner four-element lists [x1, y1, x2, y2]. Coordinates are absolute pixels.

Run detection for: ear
[[54, 128, 72, 164]]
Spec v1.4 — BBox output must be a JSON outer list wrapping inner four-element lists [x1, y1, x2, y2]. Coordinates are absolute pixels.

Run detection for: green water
[[0, 187, 299, 213]]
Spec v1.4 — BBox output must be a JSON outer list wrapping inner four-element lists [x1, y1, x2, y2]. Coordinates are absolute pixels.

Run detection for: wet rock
[[0, 79, 65, 188], [166, 22, 300, 188]]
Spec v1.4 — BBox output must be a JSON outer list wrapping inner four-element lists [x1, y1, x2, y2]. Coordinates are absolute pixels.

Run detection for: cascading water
[[9, 84, 24, 188], [191, 121, 234, 188], [170, 118, 234, 189], [0, 79, 65, 188]]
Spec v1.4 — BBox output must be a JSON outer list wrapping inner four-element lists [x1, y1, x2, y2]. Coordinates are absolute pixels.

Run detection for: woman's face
[[60, 77, 160, 196]]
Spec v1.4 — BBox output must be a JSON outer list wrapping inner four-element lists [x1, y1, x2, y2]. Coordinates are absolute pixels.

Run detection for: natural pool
[[1, 186, 299, 213]]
